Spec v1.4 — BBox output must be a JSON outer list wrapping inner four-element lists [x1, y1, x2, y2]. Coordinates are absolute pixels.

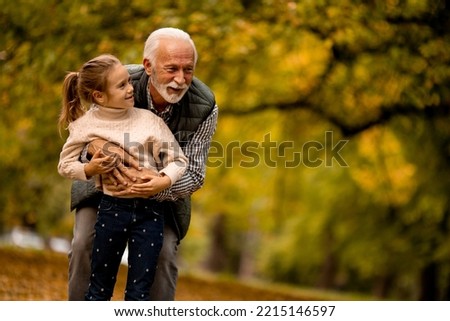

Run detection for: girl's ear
[[93, 90, 105, 105]]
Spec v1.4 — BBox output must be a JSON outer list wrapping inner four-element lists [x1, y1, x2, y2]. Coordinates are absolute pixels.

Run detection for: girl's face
[[98, 64, 134, 109]]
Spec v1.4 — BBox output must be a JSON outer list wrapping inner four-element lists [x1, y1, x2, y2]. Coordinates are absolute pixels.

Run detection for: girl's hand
[[84, 149, 118, 177], [88, 139, 141, 170], [129, 174, 172, 196]]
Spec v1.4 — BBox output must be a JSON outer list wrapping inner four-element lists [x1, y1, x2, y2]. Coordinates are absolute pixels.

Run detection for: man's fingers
[[116, 164, 137, 182], [125, 156, 141, 170], [107, 173, 119, 186], [105, 182, 128, 192], [100, 155, 118, 169], [112, 168, 127, 185], [91, 149, 104, 160], [110, 188, 135, 197]]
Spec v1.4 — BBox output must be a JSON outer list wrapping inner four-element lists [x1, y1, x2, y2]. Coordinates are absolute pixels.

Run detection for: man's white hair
[[143, 27, 198, 66]]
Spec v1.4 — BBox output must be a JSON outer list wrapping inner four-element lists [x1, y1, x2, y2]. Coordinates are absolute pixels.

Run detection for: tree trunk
[[372, 274, 394, 299], [419, 262, 439, 300], [203, 213, 228, 273], [317, 230, 337, 289]]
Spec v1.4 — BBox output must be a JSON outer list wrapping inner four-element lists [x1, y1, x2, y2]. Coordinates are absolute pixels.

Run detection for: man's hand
[[102, 166, 147, 188], [88, 139, 172, 197], [88, 139, 142, 185], [108, 169, 171, 198]]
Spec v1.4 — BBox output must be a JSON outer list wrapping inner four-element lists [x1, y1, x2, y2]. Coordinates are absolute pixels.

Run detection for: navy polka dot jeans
[[85, 195, 164, 301]]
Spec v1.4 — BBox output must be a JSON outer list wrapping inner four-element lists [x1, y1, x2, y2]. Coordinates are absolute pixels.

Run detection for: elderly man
[[68, 27, 218, 300]]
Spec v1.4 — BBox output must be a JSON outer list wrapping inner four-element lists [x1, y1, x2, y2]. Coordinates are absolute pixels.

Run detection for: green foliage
[[1, 0, 449, 299]]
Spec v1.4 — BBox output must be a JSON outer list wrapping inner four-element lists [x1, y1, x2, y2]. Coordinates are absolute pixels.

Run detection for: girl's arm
[[58, 128, 118, 180]]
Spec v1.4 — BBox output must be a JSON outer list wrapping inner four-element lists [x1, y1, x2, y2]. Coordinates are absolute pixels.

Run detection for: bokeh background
[[1, 0, 449, 300]]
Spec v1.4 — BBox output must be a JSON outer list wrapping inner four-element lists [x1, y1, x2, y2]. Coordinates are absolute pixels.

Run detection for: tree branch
[[220, 101, 449, 137]]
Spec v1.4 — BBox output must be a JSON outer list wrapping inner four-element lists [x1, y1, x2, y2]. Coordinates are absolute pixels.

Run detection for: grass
[[0, 246, 367, 301]]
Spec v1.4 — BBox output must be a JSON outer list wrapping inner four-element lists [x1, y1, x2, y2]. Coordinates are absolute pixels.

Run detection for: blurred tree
[[194, 0, 450, 300], [0, 0, 449, 299]]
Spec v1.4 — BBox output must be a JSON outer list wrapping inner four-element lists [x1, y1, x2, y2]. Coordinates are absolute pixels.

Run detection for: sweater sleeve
[[153, 105, 218, 201], [153, 118, 189, 186], [57, 122, 89, 181]]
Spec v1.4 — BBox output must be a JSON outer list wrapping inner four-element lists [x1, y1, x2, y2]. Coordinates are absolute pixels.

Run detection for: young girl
[[58, 54, 188, 300]]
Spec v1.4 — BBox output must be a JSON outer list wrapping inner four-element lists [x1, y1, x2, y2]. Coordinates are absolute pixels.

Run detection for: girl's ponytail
[[58, 72, 85, 135]]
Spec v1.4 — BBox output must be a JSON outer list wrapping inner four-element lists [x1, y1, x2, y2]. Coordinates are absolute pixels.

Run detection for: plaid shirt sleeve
[[153, 105, 218, 201]]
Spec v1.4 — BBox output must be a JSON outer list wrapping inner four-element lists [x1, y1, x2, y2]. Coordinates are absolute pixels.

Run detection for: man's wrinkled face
[[150, 39, 195, 104]]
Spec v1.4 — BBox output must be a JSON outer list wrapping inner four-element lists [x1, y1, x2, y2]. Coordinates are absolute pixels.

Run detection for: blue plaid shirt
[[146, 84, 218, 201]]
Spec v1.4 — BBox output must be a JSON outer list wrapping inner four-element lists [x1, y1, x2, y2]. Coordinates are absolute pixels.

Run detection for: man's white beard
[[151, 70, 189, 104]]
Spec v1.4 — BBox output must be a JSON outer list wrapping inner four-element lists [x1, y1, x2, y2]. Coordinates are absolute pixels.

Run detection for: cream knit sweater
[[58, 105, 188, 196]]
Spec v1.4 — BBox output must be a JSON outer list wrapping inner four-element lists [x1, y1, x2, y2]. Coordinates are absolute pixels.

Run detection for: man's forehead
[[158, 39, 195, 63]]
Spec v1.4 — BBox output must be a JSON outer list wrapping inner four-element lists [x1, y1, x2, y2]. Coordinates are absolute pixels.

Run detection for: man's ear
[[143, 58, 152, 76], [93, 90, 105, 105]]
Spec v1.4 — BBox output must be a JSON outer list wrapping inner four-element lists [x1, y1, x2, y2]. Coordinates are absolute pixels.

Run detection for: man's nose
[[173, 70, 186, 85]]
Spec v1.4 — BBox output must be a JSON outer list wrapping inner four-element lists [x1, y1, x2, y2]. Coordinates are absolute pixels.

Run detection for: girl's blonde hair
[[58, 54, 121, 134]]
